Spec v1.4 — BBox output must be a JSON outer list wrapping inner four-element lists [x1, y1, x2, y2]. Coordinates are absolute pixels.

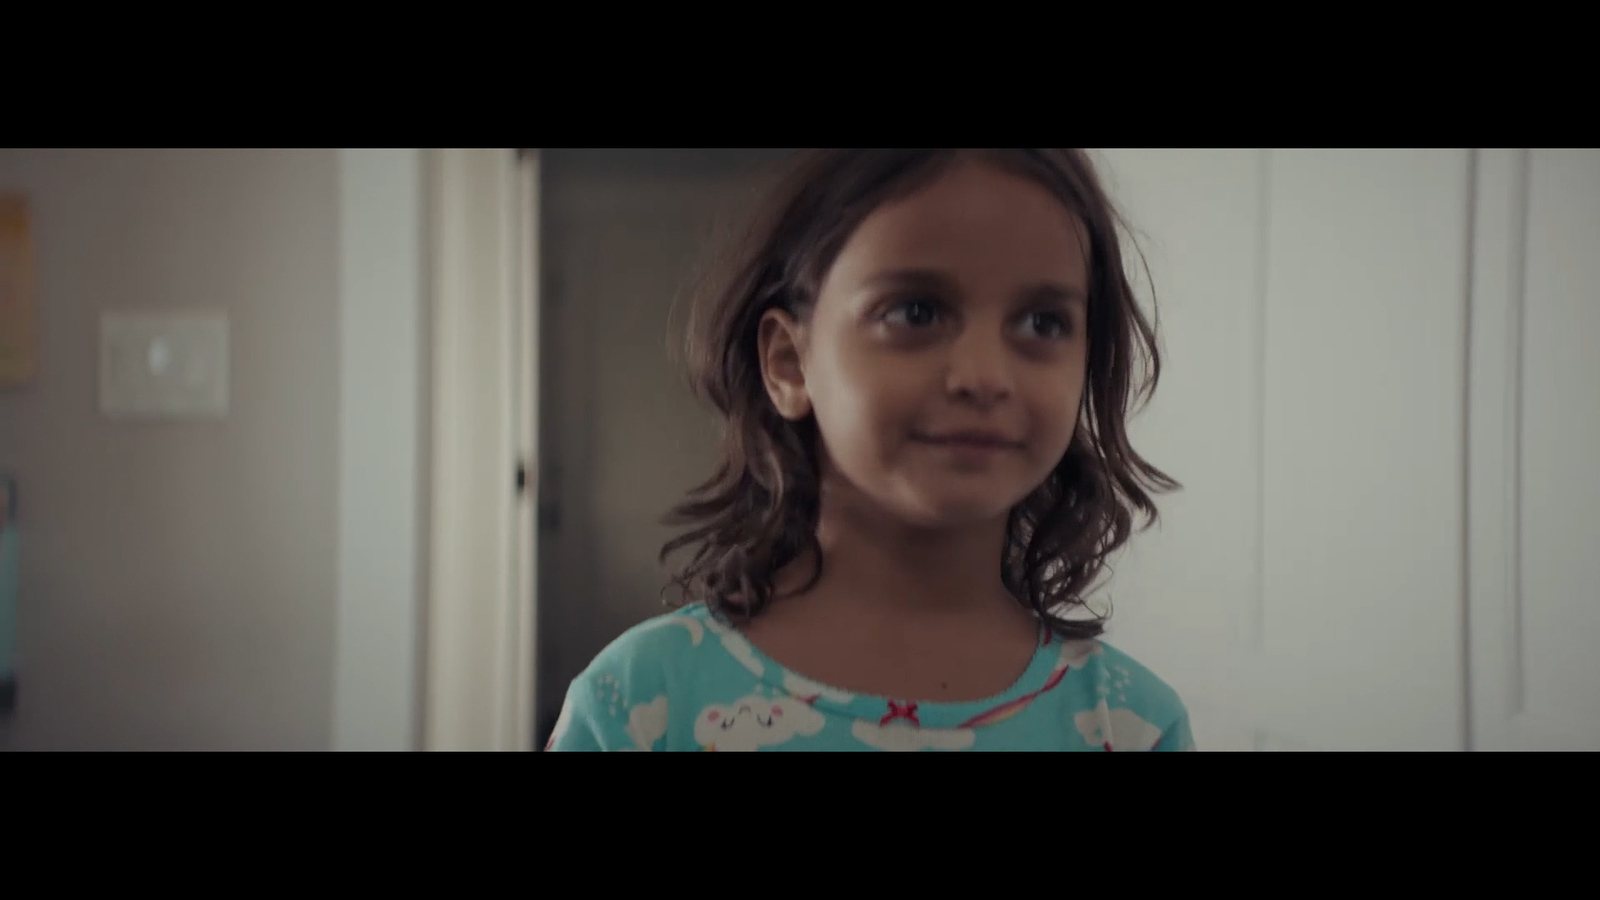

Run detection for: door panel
[[1469, 149, 1600, 751], [1096, 149, 1472, 751]]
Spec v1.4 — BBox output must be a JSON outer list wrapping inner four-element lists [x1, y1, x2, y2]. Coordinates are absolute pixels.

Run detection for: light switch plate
[[100, 311, 229, 420]]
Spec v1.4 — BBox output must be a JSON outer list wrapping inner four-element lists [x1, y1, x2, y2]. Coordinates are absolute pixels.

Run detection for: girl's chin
[[892, 494, 1023, 532]]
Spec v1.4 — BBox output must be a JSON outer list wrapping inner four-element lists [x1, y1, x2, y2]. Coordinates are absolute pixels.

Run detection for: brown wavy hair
[[659, 149, 1178, 640]]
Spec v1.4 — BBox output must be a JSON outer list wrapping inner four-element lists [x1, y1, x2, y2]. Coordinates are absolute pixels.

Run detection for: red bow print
[[880, 700, 920, 727]]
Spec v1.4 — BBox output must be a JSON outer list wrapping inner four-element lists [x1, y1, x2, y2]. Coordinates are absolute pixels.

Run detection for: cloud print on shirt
[[695, 694, 824, 751], [624, 696, 670, 751], [852, 720, 976, 752], [1075, 699, 1162, 751], [1057, 639, 1103, 670]]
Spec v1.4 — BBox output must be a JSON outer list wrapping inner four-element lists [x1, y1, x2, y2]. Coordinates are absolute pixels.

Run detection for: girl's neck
[[776, 478, 1019, 623]]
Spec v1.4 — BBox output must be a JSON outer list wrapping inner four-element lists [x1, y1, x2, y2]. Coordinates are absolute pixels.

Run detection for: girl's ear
[[758, 308, 812, 421]]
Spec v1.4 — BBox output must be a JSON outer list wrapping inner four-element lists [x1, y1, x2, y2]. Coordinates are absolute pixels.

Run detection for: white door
[[1092, 150, 1473, 751], [1467, 149, 1600, 751]]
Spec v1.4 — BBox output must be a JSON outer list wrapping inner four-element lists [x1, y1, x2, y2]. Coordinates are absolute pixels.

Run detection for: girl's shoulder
[[1051, 636, 1193, 750], [546, 604, 754, 751], [1078, 639, 1186, 711], [550, 602, 726, 749], [577, 604, 719, 682]]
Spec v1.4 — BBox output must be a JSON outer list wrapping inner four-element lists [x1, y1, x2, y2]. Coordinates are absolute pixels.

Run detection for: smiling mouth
[[913, 432, 1025, 451]]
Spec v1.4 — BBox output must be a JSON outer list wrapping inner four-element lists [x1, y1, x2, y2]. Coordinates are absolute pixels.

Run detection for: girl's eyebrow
[[860, 268, 956, 292], [862, 268, 1088, 306], [1021, 283, 1089, 308]]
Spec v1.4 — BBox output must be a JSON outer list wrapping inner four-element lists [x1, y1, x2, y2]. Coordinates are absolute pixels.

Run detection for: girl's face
[[761, 159, 1091, 529]]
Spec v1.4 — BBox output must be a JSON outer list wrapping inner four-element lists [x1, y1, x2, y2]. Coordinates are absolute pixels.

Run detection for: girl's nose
[[944, 329, 1015, 407]]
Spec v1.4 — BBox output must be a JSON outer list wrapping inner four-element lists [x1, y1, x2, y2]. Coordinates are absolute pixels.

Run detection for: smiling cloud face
[[695, 694, 825, 751]]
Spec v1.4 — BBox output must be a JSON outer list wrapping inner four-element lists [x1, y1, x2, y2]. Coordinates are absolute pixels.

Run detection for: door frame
[[421, 148, 538, 751]]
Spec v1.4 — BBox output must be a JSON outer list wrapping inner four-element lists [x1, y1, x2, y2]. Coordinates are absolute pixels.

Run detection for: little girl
[[547, 149, 1194, 752]]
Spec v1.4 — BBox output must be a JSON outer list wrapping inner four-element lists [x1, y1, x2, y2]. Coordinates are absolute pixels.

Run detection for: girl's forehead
[[826, 162, 1090, 288]]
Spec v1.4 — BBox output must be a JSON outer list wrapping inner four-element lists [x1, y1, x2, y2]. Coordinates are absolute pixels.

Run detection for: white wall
[[0, 149, 426, 751]]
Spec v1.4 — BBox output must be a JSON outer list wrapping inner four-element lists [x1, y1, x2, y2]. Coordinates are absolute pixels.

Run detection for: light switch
[[100, 312, 229, 420]]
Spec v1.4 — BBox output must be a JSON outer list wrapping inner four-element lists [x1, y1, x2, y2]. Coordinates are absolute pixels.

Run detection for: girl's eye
[[882, 298, 942, 328], [1015, 310, 1072, 340]]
